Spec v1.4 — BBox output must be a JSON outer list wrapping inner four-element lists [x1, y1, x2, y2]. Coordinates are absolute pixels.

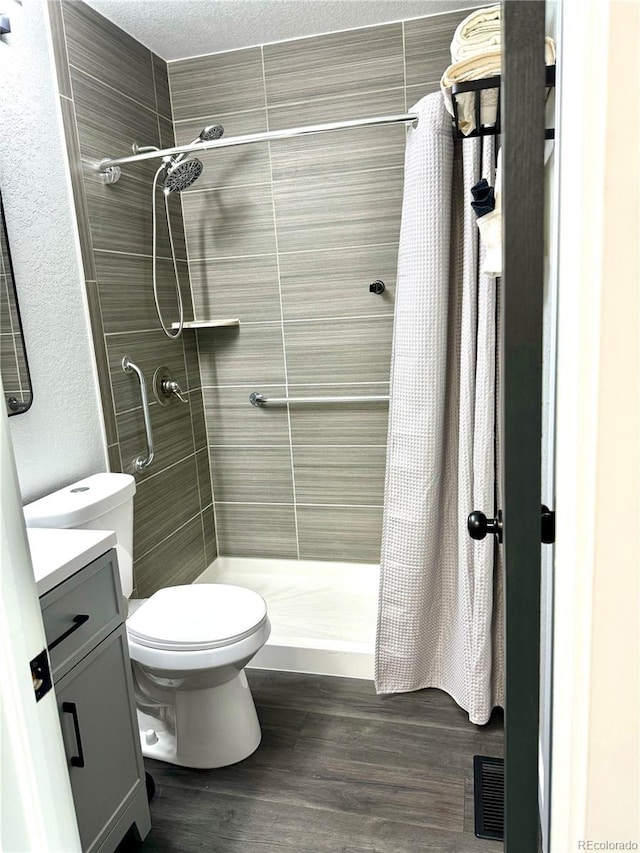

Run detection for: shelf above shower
[[171, 319, 240, 330]]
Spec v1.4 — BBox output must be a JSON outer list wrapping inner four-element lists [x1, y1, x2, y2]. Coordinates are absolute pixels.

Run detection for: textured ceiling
[[82, 0, 483, 62]]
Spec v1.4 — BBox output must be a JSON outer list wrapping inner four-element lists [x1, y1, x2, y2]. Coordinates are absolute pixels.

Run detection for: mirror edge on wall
[[1, 191, 33, 416]]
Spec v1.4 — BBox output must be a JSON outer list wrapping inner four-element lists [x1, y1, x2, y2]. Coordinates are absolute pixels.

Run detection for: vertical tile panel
[[48, 1, 72, 98], [62, 0, 156, 112], [189, 254, 281, 323], [134, 514, 206, 597], [196, 447, 213, 509], [297, 505, 383, 563], [284, 317, 394, 385], [293, 446, 387, 505], [215, 503, 298, 559], [197, 323, 286, 387], [203, 386, 290, 447], [181, 184, 277, 260], [279, 245, 397, 321], [210, 447, 294, 504], [117, 399, 195, 481], [168, 48, 265, 121], [84, 281, 118, 445], [174, 110, 270, 192], [133, 455, 201, 560], [105, 329, 187, 414], [272, 167, 404, 253], [288, 384, 389, 446], [152, 53, 173, 120], [202, 504, 218, 566], [58, 96, 96, 281], [263, 24, 404, 105]]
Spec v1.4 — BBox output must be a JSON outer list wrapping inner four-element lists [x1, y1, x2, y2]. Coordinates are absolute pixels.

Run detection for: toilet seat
[[127, 584, 268, 652]]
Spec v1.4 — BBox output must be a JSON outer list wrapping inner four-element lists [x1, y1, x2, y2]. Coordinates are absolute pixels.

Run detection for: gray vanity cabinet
[[40, 549, 150, 853]]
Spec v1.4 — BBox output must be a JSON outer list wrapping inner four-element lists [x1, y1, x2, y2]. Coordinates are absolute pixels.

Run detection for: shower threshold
[[195, 556, 379, 679]]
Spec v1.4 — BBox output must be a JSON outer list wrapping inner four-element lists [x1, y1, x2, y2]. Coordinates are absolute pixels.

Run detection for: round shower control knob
[[145, 728, 158, 746]]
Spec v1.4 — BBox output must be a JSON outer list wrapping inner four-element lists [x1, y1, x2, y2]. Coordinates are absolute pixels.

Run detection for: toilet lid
[[126, 584, 268, 651]]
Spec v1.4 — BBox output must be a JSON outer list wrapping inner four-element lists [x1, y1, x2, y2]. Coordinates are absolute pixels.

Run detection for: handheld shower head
[[197, 124, 225, 142]]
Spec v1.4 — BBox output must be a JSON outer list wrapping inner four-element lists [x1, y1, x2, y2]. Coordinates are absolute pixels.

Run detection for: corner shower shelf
[[171, 319, 240, 330]]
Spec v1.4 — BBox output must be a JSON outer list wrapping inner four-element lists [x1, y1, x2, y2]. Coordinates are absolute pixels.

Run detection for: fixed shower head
[[163, 157, 203, 193], [197, 124, 224, 142]]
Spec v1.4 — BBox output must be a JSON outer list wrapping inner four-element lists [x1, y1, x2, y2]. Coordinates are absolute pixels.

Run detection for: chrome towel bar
[[250, 392, 390, 407], [122, 356, 154, 472]]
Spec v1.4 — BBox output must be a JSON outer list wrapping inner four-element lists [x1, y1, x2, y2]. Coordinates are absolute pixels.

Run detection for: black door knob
[[467, 510, 503, 543], [541, 504, 555, 544]]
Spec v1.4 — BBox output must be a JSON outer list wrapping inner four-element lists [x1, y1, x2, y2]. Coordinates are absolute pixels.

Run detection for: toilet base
[[137, 669, 262, 768]]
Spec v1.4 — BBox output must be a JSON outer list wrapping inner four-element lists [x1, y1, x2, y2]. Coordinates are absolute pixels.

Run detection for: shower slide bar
[[98, 113, 419, 175], [250, 392, 390, 407], [122, 356, 155, 472]]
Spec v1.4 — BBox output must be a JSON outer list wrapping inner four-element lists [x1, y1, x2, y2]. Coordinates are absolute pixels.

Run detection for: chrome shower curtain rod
[[98, 113, 418, 179]]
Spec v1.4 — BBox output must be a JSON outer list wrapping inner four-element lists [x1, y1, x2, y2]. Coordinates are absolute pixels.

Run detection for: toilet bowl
[[127, 583, 270, 768], [23, 473, 270, 769]]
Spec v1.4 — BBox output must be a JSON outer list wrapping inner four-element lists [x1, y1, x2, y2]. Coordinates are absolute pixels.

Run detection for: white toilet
[[24, 472, 271, 769]]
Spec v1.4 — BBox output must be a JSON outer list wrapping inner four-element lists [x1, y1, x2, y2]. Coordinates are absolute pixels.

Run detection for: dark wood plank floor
[[119, 670, 504, 853]]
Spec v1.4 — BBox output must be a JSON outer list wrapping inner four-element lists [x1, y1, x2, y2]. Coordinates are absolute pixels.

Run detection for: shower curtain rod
[[98, 113, 419, 177]]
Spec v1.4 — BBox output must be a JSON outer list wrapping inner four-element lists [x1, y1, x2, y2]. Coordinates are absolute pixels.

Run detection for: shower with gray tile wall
[[49, 1, 468, 593]]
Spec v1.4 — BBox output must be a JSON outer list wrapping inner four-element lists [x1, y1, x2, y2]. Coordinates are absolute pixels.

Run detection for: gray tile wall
[[168, 11, 467, 563], [49, 0, 216, 596]]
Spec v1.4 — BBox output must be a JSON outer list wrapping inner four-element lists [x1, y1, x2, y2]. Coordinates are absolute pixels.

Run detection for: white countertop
[[27, 528, 117, 596]]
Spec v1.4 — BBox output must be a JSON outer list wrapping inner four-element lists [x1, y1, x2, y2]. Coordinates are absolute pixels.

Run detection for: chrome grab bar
[[250, 392, 390, 407], [122, 356, 154, 472]]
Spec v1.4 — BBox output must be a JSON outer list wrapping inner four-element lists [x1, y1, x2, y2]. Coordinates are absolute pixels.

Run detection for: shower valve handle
[[161, 378, 188, 404], [153, 366, 189, 406], [467, 510, 503, 543]]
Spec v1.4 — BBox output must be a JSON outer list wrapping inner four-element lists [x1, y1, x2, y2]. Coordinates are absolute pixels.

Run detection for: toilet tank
[[24, 473, 136, 597]]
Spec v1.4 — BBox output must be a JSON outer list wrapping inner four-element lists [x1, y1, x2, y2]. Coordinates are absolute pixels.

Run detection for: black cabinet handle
[[47, 615, 89, 652], [62, 702, 85, 768]]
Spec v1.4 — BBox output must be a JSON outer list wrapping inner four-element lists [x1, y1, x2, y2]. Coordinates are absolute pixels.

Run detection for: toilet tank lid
[[24, 473, 136, 528]]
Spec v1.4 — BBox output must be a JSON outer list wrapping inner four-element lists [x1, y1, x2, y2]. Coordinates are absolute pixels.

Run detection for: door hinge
[[30, 649, 52, 702]]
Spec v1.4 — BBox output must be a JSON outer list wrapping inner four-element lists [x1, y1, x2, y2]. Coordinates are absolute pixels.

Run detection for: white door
[[0, 379, 81, 852]]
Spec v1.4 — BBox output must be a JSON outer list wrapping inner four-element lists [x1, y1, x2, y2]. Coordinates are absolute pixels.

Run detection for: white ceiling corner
[[82, 0, 484, 62]]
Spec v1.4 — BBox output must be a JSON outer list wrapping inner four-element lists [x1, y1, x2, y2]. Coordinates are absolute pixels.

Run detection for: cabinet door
[[55, 626, 145, 853]]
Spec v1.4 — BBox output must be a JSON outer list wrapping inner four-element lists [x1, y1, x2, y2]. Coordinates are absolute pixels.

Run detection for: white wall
[[583, 0, 639, 839], [551, 0, 640, 848], [0, 0, 106, 502]]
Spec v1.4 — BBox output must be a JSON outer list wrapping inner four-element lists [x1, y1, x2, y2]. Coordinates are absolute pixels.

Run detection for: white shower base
[[195, 557, 379, 679]]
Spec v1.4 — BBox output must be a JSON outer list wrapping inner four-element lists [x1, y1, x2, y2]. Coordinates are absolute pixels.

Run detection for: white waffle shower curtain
[[375, 93, 504, 725]]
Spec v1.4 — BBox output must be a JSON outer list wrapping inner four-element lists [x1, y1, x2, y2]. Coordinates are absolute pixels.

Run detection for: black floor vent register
[[473, 755, 505, 840]]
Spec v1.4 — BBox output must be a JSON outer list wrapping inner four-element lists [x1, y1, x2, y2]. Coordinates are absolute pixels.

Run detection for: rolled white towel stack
[[450, 4, 501, 62], [441, 5, 556, 136]]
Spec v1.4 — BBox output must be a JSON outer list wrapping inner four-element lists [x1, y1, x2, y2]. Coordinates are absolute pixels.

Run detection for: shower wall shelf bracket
[[98, 160, 122, 185], [171, 319, 240, 330]]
